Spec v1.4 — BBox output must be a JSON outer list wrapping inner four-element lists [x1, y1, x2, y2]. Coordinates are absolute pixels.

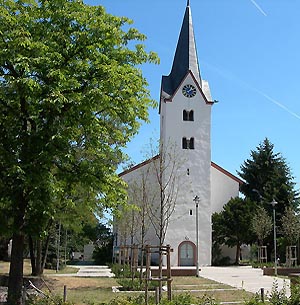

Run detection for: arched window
[[182, 137, 187, 149], [189, 110, 194, 121]]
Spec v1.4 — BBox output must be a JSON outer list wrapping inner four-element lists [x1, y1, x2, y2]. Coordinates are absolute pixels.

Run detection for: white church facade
[[115, 1, 243, 266]]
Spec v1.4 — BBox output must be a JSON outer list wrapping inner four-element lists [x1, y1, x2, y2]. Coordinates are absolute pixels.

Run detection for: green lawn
[[46, 275, 254, 305], [0, 259, 78, 275], [0, 261, 254, 304]]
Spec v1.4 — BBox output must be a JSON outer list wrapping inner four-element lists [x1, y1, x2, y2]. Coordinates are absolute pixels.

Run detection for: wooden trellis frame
[[114, 244, 173, 305], [258, 246, 267, 264], [286, 245, 297, 267], [144, 244, 172, 305]]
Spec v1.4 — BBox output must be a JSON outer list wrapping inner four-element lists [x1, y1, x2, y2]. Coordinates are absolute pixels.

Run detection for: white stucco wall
[[117, 75, 242, 267], [210, 163, 243, 263], [160, 73, 212, 266], [84, 243, 95, 261], [211, 163, 240, 213], [117, 160, 160, 250]]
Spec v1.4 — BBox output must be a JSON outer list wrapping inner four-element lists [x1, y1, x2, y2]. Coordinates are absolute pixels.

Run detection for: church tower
[[160, 1, 214, 266]]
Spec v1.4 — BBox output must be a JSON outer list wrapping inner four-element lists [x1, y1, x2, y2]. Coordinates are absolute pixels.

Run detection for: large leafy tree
[[0, 0, 158, 303], [28, 184, 101, 276], [281, 206, 300, 246], [281, 206, 300, 266], [238, 138, 299, 218], [212, 197, 256, 265], [251, 206, 273, 246]]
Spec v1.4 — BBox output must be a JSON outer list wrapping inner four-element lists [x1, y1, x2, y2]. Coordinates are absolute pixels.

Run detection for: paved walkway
[[50, 265, 114, 277], [200, 266, 290, 297]]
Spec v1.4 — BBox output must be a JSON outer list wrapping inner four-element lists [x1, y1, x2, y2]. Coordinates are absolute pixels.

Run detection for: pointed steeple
[[162, 1, 201, 96]]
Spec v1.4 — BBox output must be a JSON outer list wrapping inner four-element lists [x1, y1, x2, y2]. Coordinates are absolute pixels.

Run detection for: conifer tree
[[238, 138, 299, 218]]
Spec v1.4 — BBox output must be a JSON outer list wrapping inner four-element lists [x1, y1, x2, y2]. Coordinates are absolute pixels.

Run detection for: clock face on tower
[[182, 84, 197, 98]]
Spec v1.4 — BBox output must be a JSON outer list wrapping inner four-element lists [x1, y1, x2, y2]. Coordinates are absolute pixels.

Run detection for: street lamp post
[[193, 195, 200, 277], [270, 199, 278, 276]]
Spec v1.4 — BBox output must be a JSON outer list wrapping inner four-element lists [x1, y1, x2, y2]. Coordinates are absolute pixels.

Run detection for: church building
[[116, 1, 243, 266]]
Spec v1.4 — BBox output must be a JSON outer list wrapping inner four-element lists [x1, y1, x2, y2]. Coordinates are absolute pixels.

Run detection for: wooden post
[[166, 245, 172, 301], [21, 286, 26, 305], [63, 285, 67, 302], [118, 246, 122, 265], [133, 244, 138, 272], [122, 246, 126, 269], [130, 245, 134, 283], [130, 245, 133, 271], [158, 246, 163, 302], [155, 286, 159, 305], [260, 288, 264, 302], [259, 246, 267, 264], [145, 245, 150, 305], [126, 246, 130, 265]]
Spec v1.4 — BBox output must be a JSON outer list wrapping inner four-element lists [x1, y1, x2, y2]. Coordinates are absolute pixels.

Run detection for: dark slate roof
[[162, 1, 201, 96]]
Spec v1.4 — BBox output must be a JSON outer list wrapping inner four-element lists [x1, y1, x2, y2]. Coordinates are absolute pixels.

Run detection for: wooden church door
[[179, 241, 196, 266]]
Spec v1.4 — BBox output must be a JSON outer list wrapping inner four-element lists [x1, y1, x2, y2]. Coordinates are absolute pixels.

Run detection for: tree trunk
[[235, 242, 241, 265], [7, 232, 25, 305], [8, 189, 27, 305], [42, 231, 51, 273], [139, 226, 145, 284], [35, 238, 43, 276], [29, 235, 37, 276]]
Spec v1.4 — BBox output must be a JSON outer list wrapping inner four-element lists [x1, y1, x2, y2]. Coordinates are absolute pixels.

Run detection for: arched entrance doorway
[[178, 241, 196, 266]]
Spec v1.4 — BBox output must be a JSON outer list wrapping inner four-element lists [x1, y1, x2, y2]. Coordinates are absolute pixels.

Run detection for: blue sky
[[87, 0, 300, 189]]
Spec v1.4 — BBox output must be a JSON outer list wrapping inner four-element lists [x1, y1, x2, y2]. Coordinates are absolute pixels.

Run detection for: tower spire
[[162, 1, 201, 96]]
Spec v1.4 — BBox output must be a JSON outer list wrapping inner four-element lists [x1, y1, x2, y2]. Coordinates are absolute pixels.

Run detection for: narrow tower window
[[183, 110, 194, 121], [182, 137, 195, 149], [183, 110, 188, 121], [189, 137, 194, 149], [187, 168, 190, 175]]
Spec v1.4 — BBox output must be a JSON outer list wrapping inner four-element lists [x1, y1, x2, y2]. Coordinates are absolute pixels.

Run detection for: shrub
[[161, 293, 217, 305], [116, 278, 143, 291], [27, 295, 73, 305], [251, 261, 274, 269], [99, 293, 219, 305], [194, 295, 220, 305], [159, 293, 193, 305], [116, 277, 161, 291], [268, 281, 288, 305], [104, 295, 145, 305], [111, 263, 140, 278], [289, 283, 300, 305], [111, 264, 131, 278], [243, 294, 265, 305], [244, 280, 300, 305]]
